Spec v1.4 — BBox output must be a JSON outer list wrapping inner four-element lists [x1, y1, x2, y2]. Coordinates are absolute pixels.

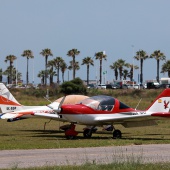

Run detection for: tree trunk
[[57, 66, 59, 84], [157, 60, 160, 83], [73, 56, 75, 80], [140, 59, 143, 84], [87, 65, 89, 85], [99, 59, 102, 84], [26, 57, 29, 85], [45, 55, 48, 86]]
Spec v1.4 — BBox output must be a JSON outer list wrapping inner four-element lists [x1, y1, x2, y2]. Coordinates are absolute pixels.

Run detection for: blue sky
[[0, 0, 170, 84]]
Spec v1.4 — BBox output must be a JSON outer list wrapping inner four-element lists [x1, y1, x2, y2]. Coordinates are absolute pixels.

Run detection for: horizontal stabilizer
[[0, 113, 23, 119], [151, 112, 170, 117]]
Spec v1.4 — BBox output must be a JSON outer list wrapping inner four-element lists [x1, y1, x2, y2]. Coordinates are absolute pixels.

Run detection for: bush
[[60, 77, 87, 94]]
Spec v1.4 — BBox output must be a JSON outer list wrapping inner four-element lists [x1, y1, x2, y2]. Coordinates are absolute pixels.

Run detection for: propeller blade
[[53, 96, 66, 113]]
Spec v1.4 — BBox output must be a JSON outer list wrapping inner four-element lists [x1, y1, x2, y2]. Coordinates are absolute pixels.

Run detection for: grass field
[[0, 88, 170, 150], [1, 88, 170, 169], [6, 162, 170, 170], [0, 118, 170, 150]]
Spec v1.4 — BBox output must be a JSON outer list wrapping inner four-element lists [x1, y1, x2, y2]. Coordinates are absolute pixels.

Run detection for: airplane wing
[[0, 111, 63, 121], [33, 112, 61, 119], [94, 114, 158, 128]]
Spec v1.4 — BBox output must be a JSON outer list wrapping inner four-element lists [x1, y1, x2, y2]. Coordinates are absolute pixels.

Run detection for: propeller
[[47, 96, 66, 114], [53, 95, 66, 113]]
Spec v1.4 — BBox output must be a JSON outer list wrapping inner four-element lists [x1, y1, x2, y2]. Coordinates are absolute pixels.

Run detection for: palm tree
[[123, 69, 129, 80], [116, 59, 126, 80], [110, 62, 119, 80], [3, 66, 22, 83], [40, 48, 53, 86], [37, 70, 46, 85], [60, 61, 67, 83], [67, 49, 80, 80], [68, 61, 80, 78], [4, 55, 17, 84], [150, 50, 166, 83], [0, 69, 3, 82], [47, 60, 56, 86], [21, 50, 34, 85], [53, 57, 64, 85], [81, 57, 94, 85], [125, 63, 139, 81], [161, 60, 170, 77], [134, 50, 149, 84], [95, 51, 107, 84]]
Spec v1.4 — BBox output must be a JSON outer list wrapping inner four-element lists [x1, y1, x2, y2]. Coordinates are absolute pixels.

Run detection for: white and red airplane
[[0, 83, 170, 139]]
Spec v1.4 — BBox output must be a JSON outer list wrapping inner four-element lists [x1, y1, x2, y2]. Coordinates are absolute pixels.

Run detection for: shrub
[[60, 77, 87, 94]]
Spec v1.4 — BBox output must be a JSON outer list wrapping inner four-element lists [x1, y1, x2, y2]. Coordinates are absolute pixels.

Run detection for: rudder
[[0, 83, 22, 113]]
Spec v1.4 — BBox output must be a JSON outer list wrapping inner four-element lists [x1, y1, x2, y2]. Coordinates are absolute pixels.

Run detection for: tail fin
[[0, 83, 22, 113], [146, 88, 170, 115]]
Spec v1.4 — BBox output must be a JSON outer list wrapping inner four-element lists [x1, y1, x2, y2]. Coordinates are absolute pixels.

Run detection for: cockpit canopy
[[79, 95, 130, 111]]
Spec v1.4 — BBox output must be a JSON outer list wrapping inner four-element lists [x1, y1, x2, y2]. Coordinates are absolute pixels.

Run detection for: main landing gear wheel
[[66, 135, 75, 140], [113, 129, 122, 139], [83, 129, 92, 138]]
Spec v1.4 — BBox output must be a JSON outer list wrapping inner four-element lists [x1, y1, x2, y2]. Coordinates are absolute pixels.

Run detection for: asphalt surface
[[0, 144, 170, 169]]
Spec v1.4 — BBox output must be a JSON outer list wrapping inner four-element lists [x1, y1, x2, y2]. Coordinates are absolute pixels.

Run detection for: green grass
[[0, 118, 170, 150], [0, 88, 170, 150], [2, 161, 170, 170], [1, 89, 170, 169]]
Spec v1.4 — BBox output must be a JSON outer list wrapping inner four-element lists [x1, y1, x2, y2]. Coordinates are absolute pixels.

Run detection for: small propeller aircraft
[[0, 83, 88, 124], [1, 83, 170, 139]]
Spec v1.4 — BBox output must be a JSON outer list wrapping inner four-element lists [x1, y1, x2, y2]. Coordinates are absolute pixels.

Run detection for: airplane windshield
[[79, 95, 115, 111]]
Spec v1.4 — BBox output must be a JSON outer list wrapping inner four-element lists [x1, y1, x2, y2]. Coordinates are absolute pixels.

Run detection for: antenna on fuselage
[[135, 98, 142, 110]]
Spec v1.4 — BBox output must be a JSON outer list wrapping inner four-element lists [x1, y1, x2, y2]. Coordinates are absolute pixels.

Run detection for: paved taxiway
[[0, 144, 170, 169]]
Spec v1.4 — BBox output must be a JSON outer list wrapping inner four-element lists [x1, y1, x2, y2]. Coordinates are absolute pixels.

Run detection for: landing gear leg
[[65, 123, 78, 139]]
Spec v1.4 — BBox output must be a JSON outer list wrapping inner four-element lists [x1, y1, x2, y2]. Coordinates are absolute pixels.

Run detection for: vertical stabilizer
[[146, 88, 170, 113], [0, 83, 22, 113]]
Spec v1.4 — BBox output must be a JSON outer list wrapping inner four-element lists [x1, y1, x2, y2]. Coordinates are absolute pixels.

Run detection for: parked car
[[159, 84, 170, 89], [133, 84, 145, 89], [115, 82, 128, 89], [97, 84, 106, 89], [147, 82, 160, 89], [106, 84, 119, 89], [121, 84, 128, 89], [87, 84, 96, 89]]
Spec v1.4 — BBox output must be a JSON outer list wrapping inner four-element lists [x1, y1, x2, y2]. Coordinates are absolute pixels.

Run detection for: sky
[[0, 0, 170, 85]]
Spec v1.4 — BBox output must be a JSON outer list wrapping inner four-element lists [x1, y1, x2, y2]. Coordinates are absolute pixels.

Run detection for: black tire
[[83, 129, 92, 138], [66, 135, 75, 140], [113, 129, 122, 139]]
